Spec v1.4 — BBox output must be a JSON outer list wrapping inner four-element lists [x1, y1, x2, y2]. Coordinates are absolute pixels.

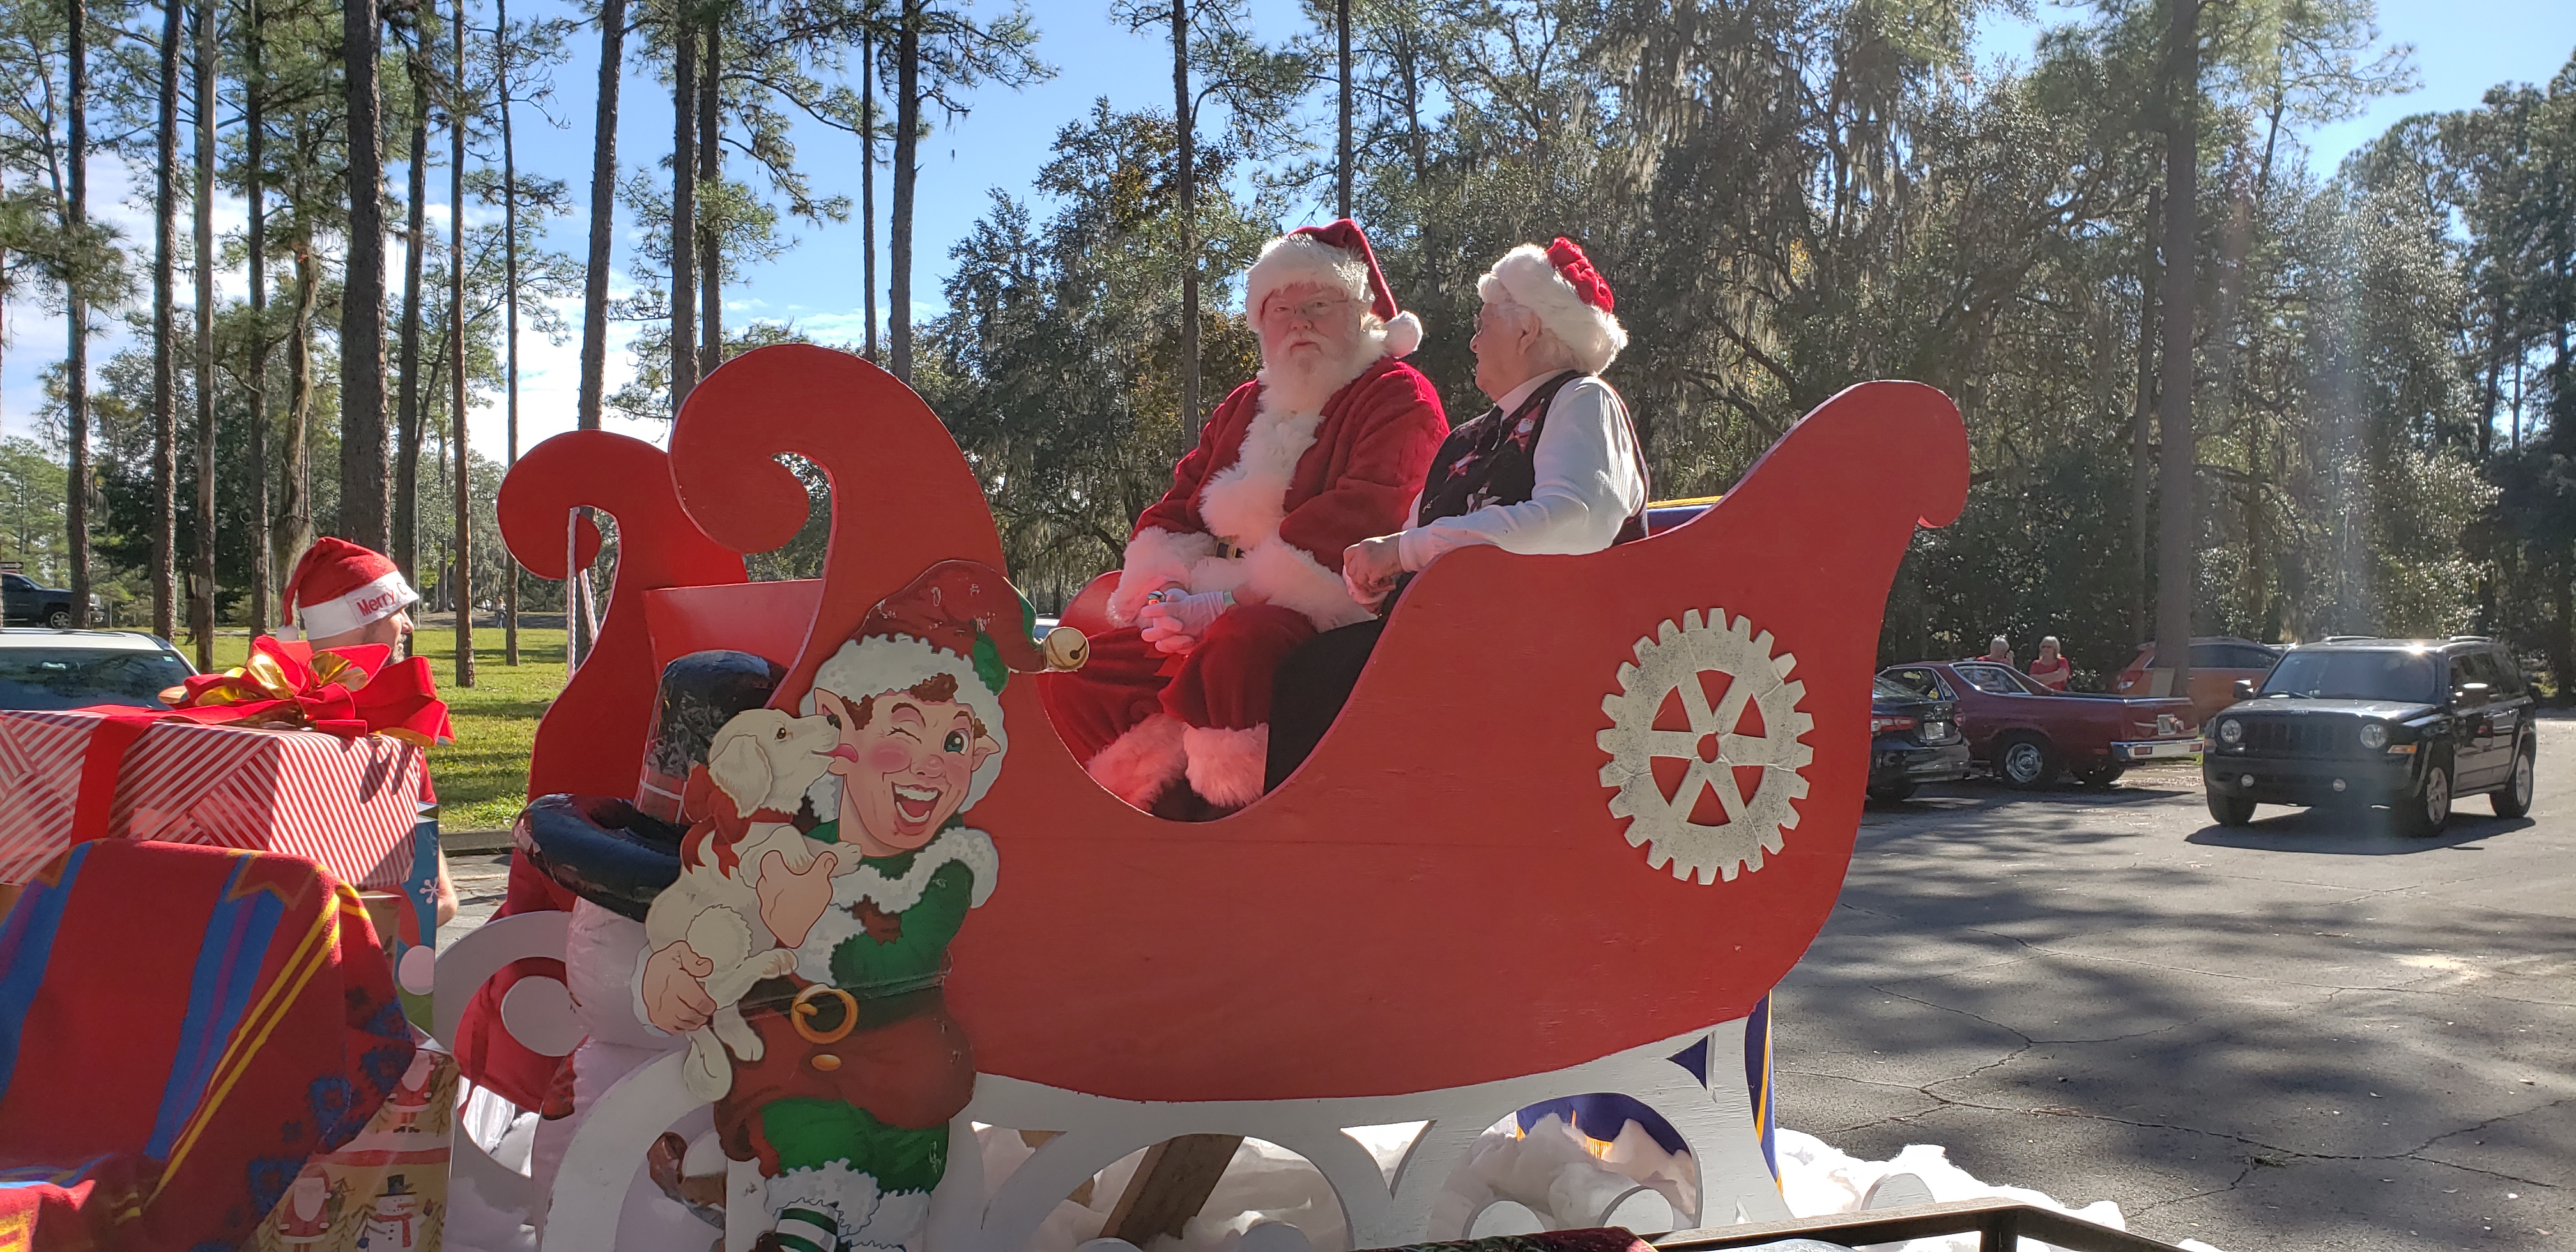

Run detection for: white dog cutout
[[643, 708, 839, 1100]]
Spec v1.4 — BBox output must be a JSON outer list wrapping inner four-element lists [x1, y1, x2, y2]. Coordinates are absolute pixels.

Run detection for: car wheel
[[1867, 781, 1918, 802], [1995, 733, 2057, 790], [2490, 738, 2535, 818], [2076, 763, 2126, 790], [43, 607, 71, 629], [2396, 755, 2451, 838], [2207, 793, 2255, 825]]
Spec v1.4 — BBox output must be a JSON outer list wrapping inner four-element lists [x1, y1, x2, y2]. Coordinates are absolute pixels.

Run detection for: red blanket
[[0, 841, 417, 1251]]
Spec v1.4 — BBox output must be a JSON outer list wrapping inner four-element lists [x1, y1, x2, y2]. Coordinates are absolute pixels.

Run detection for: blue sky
[[3, 0, 2570, 459]]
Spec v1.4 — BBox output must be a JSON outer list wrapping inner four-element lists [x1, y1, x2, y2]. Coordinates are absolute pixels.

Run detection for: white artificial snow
[[445, 1101, 2227, 1252]]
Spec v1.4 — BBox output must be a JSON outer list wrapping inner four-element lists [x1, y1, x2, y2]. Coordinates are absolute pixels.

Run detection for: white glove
[[1137, 589, 1232, 655]]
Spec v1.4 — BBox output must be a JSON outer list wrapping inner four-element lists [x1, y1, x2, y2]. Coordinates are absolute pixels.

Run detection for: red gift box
[[0, 708, 427, 888]]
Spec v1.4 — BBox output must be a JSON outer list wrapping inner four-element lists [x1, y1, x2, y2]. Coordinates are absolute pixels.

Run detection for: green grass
[[210, 625, 563, 833]]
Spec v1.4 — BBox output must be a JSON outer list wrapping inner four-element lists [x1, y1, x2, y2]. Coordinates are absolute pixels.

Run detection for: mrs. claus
[[1041, 220, 1449, 818]]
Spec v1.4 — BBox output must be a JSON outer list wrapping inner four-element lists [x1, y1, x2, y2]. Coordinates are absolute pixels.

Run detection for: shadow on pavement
[[1778, 779, 2575, 1252], [2185, 808, 2537, 855]]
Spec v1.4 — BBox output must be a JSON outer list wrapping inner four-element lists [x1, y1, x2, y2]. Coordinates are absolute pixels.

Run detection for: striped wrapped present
[[0, 708, 427, 890]]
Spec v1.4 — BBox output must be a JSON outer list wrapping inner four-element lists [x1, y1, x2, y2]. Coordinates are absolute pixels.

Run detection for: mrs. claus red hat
[[281, 537, 420, 639]]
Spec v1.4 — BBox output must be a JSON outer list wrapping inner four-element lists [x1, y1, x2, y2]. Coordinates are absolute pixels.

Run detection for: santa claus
[[1041, 219, 1449, 817]]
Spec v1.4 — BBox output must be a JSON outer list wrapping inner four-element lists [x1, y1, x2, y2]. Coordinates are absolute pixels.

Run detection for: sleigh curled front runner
[[441, 345, 1968, 1252]]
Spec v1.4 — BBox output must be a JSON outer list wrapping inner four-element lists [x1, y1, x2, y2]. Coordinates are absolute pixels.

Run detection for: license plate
[[1922, 721, 1949, 741]]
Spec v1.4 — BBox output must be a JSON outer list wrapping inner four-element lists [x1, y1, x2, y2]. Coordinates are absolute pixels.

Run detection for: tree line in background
[[918, 0, 2576, 695], [0, 0, 2569, 699], [0, 0, 1041, 685]]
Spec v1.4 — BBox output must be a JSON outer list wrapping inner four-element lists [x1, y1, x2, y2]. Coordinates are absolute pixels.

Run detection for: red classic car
[[1879, 660, 2203, 788]]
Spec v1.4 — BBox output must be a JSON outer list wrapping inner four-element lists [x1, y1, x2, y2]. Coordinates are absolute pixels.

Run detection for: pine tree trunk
[[669, 11, 697, 409], [451, 0, 473, 685], [245, 0, 268, 636], [153, 0, 180, 639], [576, 0, 624, 430], [1335, 0, 1349, 220], [861, 30, 876, 363], [2133, 187, 2158, 649], [2154, 0, 2200, 700], [395, 19, 429, 583], [281, 232, 318, 576], [697, 11, 719, 374], [65, 0, 88, 626], [889, 0, 917, 382], [340, 0, 388, 548], [498, 0, 519, 663], [192, 0, 217, 664], [1172, 0, 1197, 435]]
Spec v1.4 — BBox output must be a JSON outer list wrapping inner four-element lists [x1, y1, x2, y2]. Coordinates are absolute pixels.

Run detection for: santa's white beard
[[1255, 323, 1388, 415]]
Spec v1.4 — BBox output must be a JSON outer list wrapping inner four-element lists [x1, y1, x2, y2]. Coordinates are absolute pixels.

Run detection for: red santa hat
[[1243, 218, 1423, 358], [280, 537, 420, 639], [1478, 237, 1629, 374], [802, 559, 1087, 809]]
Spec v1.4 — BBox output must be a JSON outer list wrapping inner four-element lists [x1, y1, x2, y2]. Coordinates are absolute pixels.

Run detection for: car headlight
[[2216, 718, 2241, 745], [2358, 722, 2388, 751]]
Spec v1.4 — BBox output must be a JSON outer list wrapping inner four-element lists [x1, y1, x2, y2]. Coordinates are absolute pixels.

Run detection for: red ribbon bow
[[161, 635, 456, 746], [1545, 237, 1614, 312]]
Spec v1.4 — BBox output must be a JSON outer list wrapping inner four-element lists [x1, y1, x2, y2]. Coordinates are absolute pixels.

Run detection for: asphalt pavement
[[1773, 714, 2575, 1251]]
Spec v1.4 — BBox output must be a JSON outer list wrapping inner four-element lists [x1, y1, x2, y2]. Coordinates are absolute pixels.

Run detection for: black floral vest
[[1415, 370, 1650, 542]]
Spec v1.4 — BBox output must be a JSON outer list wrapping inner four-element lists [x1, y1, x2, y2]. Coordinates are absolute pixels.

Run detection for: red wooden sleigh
[[442, 345, 1968, 1251]]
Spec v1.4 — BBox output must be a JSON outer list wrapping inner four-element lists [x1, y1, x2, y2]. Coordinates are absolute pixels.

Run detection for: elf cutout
[[639, 560, 1080, 1252]]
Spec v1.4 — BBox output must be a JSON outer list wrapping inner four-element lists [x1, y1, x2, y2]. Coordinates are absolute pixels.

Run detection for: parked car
[[2110, 636, 2283, 725], [1880, 660, 2202, 789], [1, 571, 99, 630], [0, 629, 196, 711], [2202, 636, 2535, 836], [1867, 675, 1971, 800]]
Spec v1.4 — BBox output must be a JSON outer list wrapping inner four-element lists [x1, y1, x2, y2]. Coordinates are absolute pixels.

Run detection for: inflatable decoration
[[440, 345, 1970, 1252]]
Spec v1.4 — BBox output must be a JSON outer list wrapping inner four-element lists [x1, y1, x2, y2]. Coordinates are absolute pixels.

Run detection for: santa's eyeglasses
[[1260, 294, 1354, 326]]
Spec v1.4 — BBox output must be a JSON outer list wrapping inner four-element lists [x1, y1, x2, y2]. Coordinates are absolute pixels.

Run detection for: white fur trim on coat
[[1239, 540, 1373, 631], [1481, 245, 1628, 374], [804, 636, 1007, 809], [794, 826, 999, 987], [1198, 395, 1325, 552], [1110, 528, 1219, 626]]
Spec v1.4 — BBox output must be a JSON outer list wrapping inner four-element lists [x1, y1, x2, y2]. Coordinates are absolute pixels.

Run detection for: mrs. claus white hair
[[1477, 244, 1627, 374]]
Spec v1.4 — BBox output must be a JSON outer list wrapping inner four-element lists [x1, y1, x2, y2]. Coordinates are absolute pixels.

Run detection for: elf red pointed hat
[[1245, 218, 1424, 358], [281, 537, 420, 639], [802, 559, 1086, 809], [1481, 236, 1629, 374]]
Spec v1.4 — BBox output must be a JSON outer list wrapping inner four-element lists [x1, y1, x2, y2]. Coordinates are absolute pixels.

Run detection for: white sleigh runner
[[437, 347, 1972, 1251]]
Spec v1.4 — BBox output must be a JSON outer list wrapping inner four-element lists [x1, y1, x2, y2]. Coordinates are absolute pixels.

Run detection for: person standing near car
[[2028, 636, 2073, 691], [281, 538, 457, 927], [1974, 636, 2014, 668]]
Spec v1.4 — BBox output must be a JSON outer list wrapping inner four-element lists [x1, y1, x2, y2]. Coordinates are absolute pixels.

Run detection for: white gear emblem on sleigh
[[1597, 608, 1814, 884]]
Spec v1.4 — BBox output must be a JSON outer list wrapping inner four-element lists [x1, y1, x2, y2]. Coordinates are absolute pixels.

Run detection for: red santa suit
[[1043, 220, 1448, 811]]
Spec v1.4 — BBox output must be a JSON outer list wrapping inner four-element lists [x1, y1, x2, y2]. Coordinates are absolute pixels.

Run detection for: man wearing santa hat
[[283, 536, 422, 656], [1041, 218, 1449, 818], [280, 536, 458, 926], [1266, 238, 1650, 788]]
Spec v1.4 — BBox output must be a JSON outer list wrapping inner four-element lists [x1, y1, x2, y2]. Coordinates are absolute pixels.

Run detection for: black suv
[[2, 571, 93, 629], [2203, 637, 2536, 836]]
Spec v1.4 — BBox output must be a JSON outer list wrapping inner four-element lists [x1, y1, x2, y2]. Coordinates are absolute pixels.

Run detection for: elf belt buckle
[[790, 984, 859, 1045]]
